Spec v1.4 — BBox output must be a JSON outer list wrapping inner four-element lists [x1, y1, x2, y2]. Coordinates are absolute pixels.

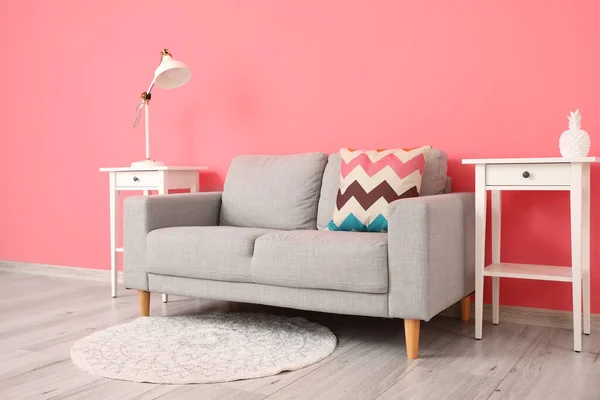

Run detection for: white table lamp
[[131, 49, 191, 168]]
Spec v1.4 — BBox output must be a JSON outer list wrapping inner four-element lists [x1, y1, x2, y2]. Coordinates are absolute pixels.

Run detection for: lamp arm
[[144, 100, 150, 160], [139, 78, 157, 107], [133, 78, 156, 126], [138, 77, 156, 160], [145, 80, 156, 97]]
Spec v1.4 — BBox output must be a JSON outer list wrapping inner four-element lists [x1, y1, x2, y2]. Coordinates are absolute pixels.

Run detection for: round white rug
[[70, 312, 337, 384]]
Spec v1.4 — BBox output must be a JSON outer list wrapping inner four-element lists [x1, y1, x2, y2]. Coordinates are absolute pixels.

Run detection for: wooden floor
[[1, 271, 599, 400]]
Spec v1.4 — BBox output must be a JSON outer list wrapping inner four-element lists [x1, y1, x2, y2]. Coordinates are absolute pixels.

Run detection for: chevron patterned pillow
[[326, 146, 431, 232]]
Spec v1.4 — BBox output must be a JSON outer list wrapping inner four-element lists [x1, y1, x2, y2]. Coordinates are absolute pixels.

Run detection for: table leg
[[190, 171, 199, 193], [109, 173, 118, 298], [475, 165, 487, 340], [491, 190, 501, 325], [159, 176, 168, 304], [570, 163, 583, 352], [583, 164, 591, 335]]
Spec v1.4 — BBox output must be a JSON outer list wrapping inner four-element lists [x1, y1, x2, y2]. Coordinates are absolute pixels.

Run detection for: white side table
[[100, 166, 208, 303], [462, 157, 597, 352]]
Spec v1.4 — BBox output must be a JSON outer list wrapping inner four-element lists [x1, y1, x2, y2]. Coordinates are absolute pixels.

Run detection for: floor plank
[[0, 349, 61, 382], [488, 327, 600, 400], [0, 359, 100, 400], [0, 285, 120, 335], [421, 319, 545, 379], [127, 385, 181, 400], [377, 366, 501, 400], [49, 379, 160, 400], [137, 384, 266, 400], [0, 273, 84, 310]]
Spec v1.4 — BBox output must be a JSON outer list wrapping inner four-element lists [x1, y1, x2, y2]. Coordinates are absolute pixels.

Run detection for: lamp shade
[[154, 55, 191, 89]]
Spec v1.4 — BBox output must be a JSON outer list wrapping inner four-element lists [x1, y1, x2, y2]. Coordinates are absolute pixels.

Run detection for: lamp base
[[130, 159, 165, 168]]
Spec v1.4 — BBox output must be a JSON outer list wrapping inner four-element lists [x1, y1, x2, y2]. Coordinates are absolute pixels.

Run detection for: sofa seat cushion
[[251, 230, 388, 294], [146, 226, 275, 282]]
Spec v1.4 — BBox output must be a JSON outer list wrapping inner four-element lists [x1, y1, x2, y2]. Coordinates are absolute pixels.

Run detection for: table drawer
[[486, 163, 570, 186], [116, 171, 161, 188]]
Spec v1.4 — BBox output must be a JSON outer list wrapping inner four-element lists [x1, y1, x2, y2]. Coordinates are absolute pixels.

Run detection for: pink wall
[[1, 1, 600, 312]]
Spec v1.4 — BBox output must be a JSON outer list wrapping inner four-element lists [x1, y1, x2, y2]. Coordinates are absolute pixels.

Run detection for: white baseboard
[[473, 303, 600, 331], [441, 298, 600, 331], [1, 260, 597, 331], [0, 261, 123, 283]]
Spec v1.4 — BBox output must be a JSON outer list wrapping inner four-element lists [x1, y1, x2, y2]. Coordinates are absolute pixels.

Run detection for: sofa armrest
[[387, 193, 475, 321], [123, 192, 222, 290]]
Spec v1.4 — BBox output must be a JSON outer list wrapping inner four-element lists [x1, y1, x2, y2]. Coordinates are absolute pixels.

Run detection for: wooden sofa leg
[[139, 291, 150, 316], [460, 296, 471, 322], [404, 319, 420, 359]]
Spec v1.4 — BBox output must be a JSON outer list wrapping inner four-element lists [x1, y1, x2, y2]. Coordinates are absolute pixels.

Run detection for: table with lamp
[[100, 49, 207, 303]]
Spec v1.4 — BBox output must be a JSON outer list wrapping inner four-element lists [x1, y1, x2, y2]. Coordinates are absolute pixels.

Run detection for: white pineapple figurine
[[559, 109, 590, 157]]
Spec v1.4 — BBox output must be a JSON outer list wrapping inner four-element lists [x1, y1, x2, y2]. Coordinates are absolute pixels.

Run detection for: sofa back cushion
[[316, 148, 448, 230], [220, 152, 329, 230]]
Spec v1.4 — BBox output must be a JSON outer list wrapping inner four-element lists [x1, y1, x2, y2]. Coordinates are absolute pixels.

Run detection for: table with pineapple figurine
[[462, 157, 596, 352]]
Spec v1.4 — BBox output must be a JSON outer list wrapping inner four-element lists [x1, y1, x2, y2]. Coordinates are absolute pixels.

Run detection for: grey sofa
[[124, 151, 475, 359]]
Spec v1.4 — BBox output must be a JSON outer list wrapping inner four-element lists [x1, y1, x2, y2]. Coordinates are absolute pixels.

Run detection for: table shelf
[[483, 263, 572, 282]]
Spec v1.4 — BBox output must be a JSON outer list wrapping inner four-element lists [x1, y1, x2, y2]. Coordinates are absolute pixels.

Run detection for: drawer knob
[[133, 176, 139, 182], [522, 171, 530, 178]]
